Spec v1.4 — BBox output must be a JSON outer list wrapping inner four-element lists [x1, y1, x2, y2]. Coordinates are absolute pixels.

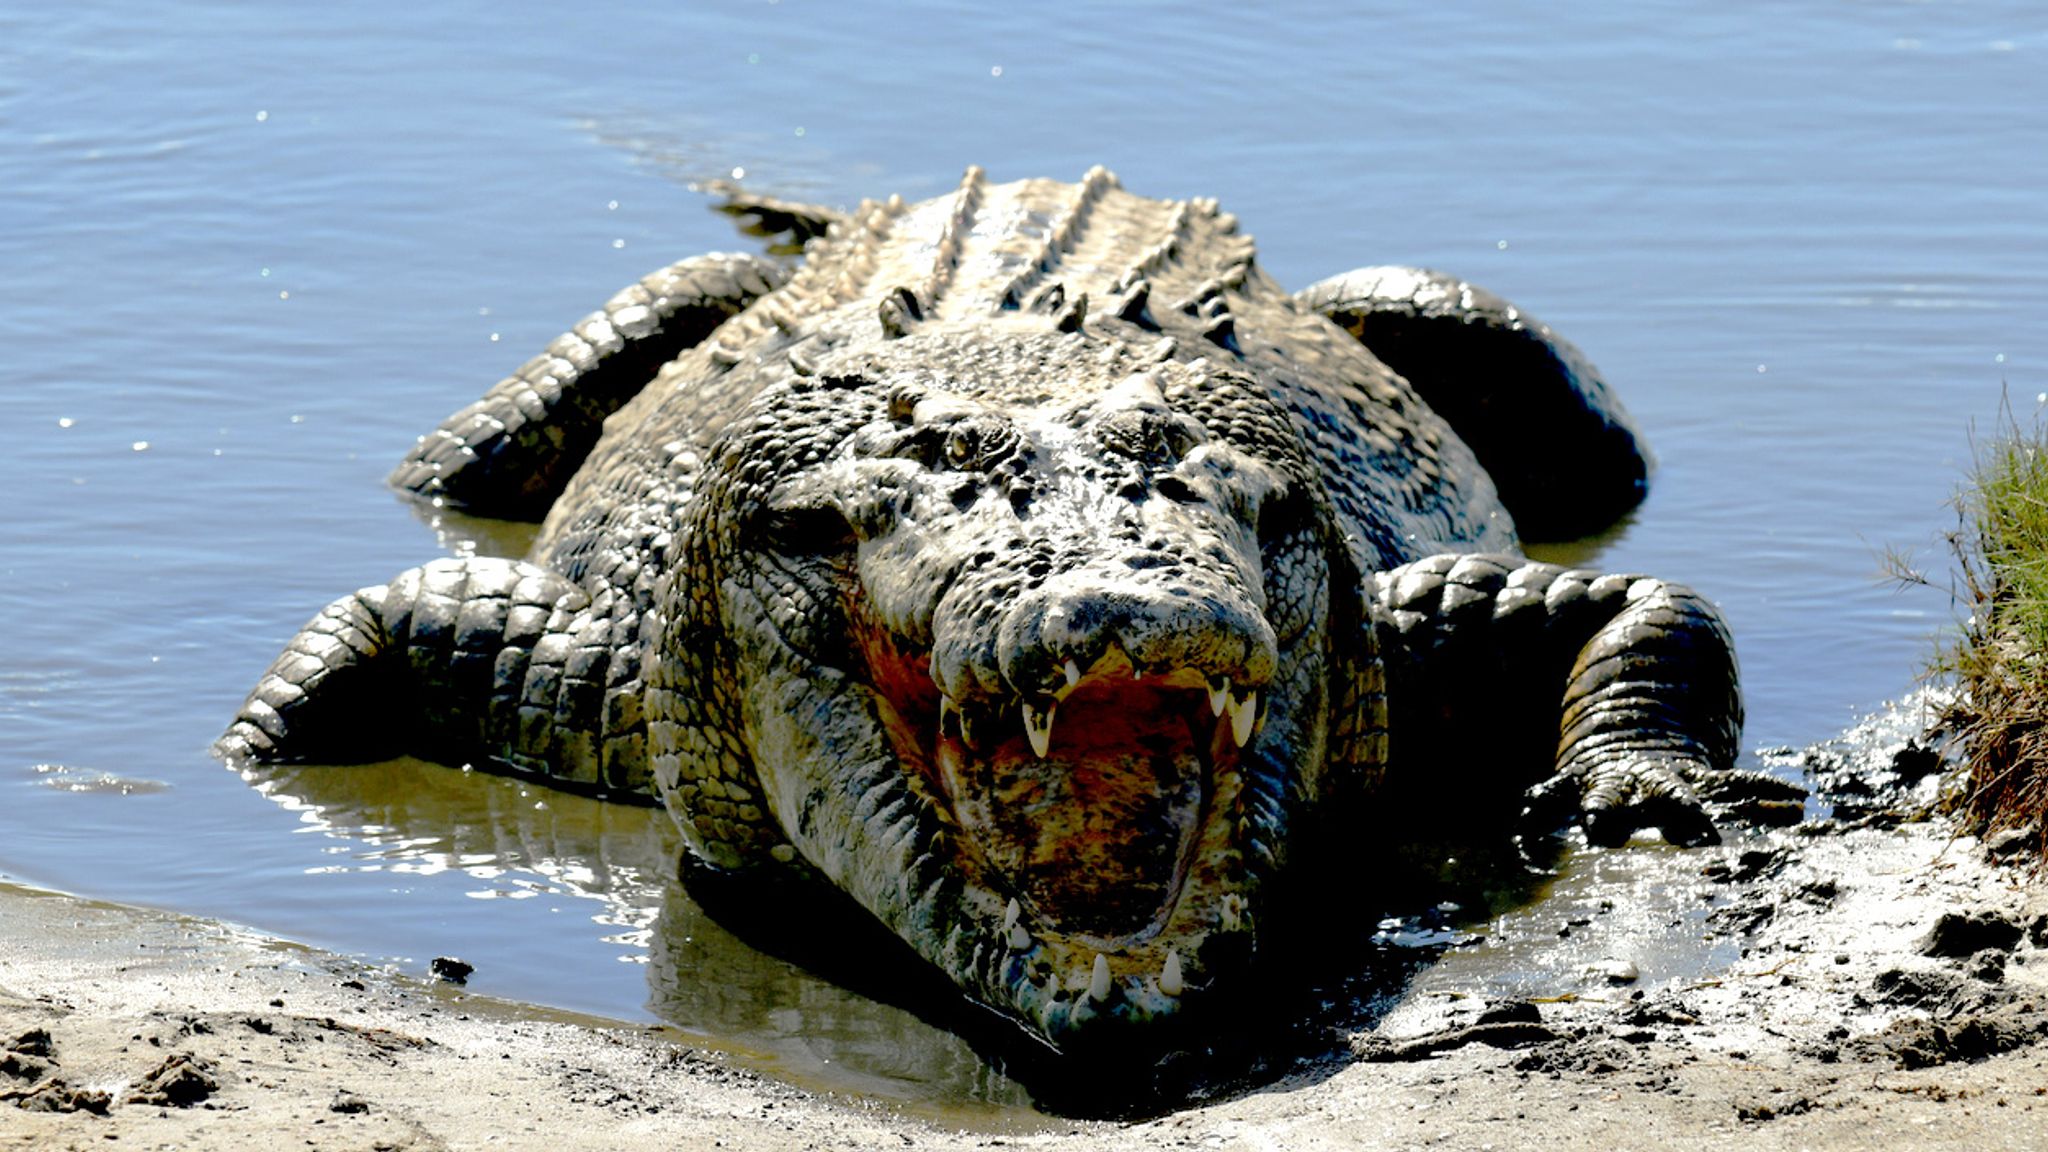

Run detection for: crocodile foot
[[1522, 753, 1721, 849]]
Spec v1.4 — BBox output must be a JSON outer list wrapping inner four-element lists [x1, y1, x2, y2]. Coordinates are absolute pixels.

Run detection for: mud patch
[[1511, 1036, 1637, 1076], [1918, 910, 2024, 958], [1864, 1004, 2048, 1069], [123, 1051, 221, 1106], [5, 1027, 52, 1058], [7, 1077, 111, 1114]]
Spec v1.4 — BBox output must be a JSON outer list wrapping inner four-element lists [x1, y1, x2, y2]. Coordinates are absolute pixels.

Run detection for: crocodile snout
[[924, 549, 1278, 725]]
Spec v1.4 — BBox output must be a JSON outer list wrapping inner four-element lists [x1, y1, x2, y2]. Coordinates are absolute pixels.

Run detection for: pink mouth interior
[[863, 641, 1220, 944], [939, 680, 1212, 942]]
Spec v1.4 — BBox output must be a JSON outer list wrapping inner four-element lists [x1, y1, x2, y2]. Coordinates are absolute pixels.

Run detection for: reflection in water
[[403, 497, 544, 561], [234, 753, 1603, 1117], [240, 756, 1042, 1114]]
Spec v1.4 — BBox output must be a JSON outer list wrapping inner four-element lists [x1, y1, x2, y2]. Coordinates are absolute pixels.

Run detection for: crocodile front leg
[[217, 557, 653, 799], [1371, 553, 1765, 847], [389, 252, 786, 519]]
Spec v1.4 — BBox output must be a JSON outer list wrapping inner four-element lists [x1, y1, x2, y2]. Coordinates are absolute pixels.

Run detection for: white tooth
[[1160, 949, 1184, 997], [1003, 897, 1021, 930], [1008, 922, 1032, 951], [1206, 675, 1230, 717], [1228, 689, 1258, 747], [1022, 699, 1055, 758], [936, 739, 967, 797], [1063, 659, 1082, 687], [1089, 953, 1113, 1002], [939, 694, 956, 741]]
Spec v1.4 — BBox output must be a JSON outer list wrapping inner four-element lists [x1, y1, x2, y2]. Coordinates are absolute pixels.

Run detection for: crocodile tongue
[[939, 682, 1207, 942]]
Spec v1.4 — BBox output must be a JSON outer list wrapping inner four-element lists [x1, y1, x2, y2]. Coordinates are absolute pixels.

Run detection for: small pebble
[[1590, 958, 1640, 984]]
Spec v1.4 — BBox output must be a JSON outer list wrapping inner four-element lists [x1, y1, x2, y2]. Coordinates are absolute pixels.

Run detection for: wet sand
[[7, 803, 2047, 1151]]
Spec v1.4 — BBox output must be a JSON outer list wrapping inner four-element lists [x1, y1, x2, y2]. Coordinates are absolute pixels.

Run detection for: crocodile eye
[[939, 419, 1017, 472], [945, 429, 977, 469]]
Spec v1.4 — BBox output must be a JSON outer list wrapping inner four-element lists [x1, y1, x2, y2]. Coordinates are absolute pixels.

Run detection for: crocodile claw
[[1521, 754, 1721, 849]]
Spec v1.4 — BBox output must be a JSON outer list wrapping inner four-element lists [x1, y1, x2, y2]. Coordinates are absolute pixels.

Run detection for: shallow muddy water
[[3, 1, 2045, 1118]]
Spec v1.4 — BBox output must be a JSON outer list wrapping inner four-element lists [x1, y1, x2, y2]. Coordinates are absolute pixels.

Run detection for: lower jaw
[[967, 802, 1262, 1051]]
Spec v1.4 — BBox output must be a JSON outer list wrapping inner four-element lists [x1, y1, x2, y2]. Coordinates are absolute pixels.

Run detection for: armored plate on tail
[[222, 167, 1773, 1055]]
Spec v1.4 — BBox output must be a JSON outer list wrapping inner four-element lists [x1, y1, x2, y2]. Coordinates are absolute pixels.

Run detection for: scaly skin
[[219, 167, 1754, 1055]]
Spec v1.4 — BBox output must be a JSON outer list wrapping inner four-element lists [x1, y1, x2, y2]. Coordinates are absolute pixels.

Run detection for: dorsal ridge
[[915, 165, 986, 317], [763, 193, 908, 335], [994, 166, 1118, 319]]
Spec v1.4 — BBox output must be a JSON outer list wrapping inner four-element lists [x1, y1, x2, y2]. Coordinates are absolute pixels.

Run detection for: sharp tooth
[[1089, 954, 1112, 1002], [939, 694, 957, 741], [1008, 922, 1033, 951], [1228, 689, 1258, 747], [1160, 949, 1184, 997], [1003, 897, 1021, 930], [958, 707, 982, 752], [936, 739, 967, 798], [1206, 675, 1230, 717], [1063, 659, 1082, 687], [1022, 699, 1055, 758]]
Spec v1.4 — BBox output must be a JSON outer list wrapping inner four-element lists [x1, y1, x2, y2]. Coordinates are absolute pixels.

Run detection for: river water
[[3, 0, 2043, 1117]]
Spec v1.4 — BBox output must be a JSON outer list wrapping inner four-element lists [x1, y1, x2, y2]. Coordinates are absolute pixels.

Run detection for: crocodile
[[219, 166, 1759, 1056]]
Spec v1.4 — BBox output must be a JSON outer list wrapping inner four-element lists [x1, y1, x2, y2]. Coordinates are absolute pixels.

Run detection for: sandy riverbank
[[7, 790, 2048, 1151]]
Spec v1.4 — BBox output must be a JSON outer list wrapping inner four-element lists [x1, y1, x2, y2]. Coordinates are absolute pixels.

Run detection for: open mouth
[[864, 638, 1260, 949]]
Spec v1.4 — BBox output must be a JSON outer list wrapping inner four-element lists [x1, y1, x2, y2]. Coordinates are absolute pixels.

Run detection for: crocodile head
[[657, 326, 1371, 1053]]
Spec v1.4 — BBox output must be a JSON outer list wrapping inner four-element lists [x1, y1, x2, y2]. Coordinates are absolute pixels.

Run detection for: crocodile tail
[[217, 557, 654, 800]]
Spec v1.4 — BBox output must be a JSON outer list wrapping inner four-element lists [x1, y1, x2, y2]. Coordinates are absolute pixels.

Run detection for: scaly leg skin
[[1371, 553, 1788, 847], [389, 253, 787, 520], [217, 557, 654, 799], [1297, 267, 1648, 541]]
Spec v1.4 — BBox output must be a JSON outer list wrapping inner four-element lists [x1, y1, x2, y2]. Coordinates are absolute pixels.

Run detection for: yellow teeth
[[1206, 675, 1229, 717], [1227, 689, 1258, 747]]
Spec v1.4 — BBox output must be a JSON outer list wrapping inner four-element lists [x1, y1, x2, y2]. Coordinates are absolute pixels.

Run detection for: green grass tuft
[[1926, 406, 2048, 857]]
